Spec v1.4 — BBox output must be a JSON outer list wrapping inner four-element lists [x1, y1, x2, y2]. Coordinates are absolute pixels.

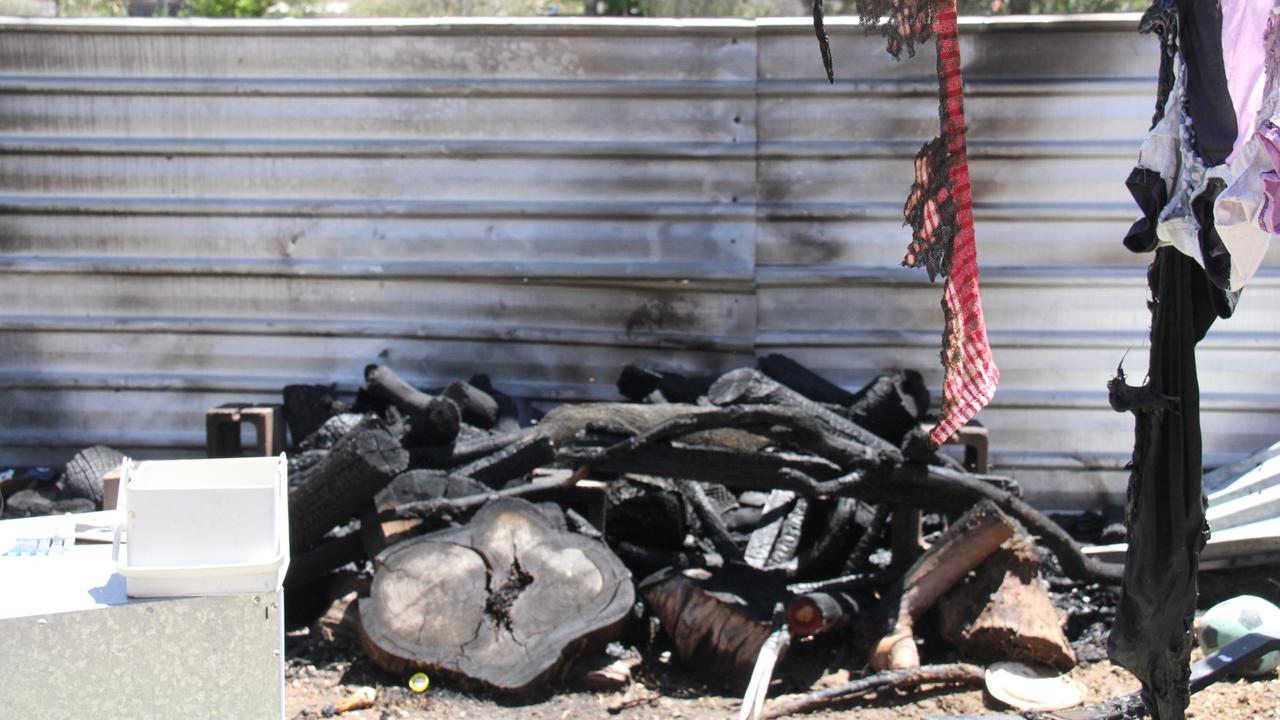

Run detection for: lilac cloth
[[1261, 121, 1280, 232], [1221, 0, 1271, 163]]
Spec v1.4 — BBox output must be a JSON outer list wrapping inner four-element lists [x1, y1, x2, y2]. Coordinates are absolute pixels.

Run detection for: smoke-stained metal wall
[[0, 16, 1275, 507]]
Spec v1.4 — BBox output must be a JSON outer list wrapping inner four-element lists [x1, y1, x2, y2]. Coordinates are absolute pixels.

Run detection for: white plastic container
[[113, 454, 290, 598]]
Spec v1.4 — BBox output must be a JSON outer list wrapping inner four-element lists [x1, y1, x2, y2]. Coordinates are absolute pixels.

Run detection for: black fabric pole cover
[[1107, 247, 1219, 720]]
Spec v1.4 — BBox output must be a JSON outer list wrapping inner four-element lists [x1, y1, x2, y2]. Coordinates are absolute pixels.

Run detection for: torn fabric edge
[[923, 0, 1000, 447]]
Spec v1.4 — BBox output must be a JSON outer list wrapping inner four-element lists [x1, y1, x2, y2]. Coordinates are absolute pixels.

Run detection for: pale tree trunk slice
[[358, 498, 634, 694]]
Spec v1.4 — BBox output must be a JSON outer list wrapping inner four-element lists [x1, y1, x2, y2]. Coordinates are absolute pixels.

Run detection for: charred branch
[[761, 663, 986, 719]]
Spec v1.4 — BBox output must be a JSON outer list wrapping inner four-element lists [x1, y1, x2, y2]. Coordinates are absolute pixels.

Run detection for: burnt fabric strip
[[1192, 177, 1232, 290], [854, 0, 936, 60], [812, 0, 999, 447], [1108, 247, 1218, 720], [920, 0, 1000, 447], [903, 136, 955, 282], [1124, 167, 1169, 253], [1140, 0, 1180, 128]]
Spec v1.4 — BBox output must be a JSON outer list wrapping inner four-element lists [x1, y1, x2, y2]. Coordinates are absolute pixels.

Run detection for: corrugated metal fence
[[1, 15, 1276, 507]]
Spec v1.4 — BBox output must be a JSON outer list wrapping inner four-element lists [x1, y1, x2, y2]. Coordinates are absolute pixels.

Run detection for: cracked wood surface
[[358, 498, 633, 694]]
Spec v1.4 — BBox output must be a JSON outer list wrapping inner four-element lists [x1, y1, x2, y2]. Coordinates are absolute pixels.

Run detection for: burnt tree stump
[[359, 498, 634, 694]]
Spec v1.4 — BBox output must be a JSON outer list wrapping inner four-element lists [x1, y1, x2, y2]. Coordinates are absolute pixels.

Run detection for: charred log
[[786, 589, 863, 637], [845, 370, 930, 445], [706, 369, 901, 463], [363, 364, 461, 446], [615, 364, 716, 404], [640, 564, 789, 685], [469, 374, 540, 431], [299, 413, 363, 452], [757, 353, 856, 406], [407, 429, 528, 470], [288, 418, 408, 551], [283, 384, 348, 448], [761, 663, 985, 719], [455, 436, 555, 488], [442, 380, 500, 430], [677, 479, 743, 561]]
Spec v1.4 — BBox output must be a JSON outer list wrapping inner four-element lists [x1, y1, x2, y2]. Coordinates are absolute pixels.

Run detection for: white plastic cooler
[[113, 454, 290, 597]]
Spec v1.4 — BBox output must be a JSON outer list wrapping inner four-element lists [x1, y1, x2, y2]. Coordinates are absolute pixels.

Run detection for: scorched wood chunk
[[283, 384, 347, 447], [639, 564, 789, 685], [359, 498, 634, 694], [288, 418, 408, 551], [62, 445, 124, 508], [363, 364, 461, 445], [937, 533, 1076, 671]]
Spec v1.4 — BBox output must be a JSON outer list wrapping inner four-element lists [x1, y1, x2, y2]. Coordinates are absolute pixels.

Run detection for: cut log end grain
[[359, 498, 634, 695]]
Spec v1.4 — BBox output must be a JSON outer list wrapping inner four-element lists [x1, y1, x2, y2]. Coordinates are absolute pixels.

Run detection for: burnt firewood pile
[[267, 355, 1127, 716], [2, 356, 1126, 717]]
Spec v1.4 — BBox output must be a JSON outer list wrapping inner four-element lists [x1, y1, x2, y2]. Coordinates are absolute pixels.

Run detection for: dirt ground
[[283, 631, 1280, 720]]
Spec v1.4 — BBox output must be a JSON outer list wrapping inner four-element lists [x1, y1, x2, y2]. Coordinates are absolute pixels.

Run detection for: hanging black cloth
[[1176, 0, 1237, 166], [1107, 247, 1221, 720]]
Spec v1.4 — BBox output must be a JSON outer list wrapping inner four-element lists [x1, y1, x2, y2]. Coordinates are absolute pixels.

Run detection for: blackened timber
[[590, 442, 841, 492], [767, 497, 809, 567], [442, 380, 500, 430], [707, 369, 902, 464], [285, 528, 366, 589], [843, 505, 890, 574], [745, 490, 797, 568], [559, 404, 887, 474], [299, 413, 362, 452], [757, 354, 856, 406], [845, 370, 931, 445], [389, 467, 587, 521], [363, 364, 461, 445], [407, 429, 528, 470], [786, 590, 862, 637], [469, 374, 535, 432], [774, 497, 867, 579], [615, 364, 716, 404], [677, 480, 743, 561], [761, 664, 985, 719], [891, 506, 925, 570], [787, 570, 890, 595], [282, 383, 347, 448], [798, 463, 1116, 583], [615, 542, 722, 574], [288, 418, 409, 551], [536, 403, 724, 447], [455, 436, 555, 488]]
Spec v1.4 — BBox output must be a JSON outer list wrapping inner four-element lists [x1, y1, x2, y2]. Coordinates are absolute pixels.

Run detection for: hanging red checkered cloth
[[815, 0, 999, 446], [920, 0, 1000, 447], [893, 0, 999, 446]]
